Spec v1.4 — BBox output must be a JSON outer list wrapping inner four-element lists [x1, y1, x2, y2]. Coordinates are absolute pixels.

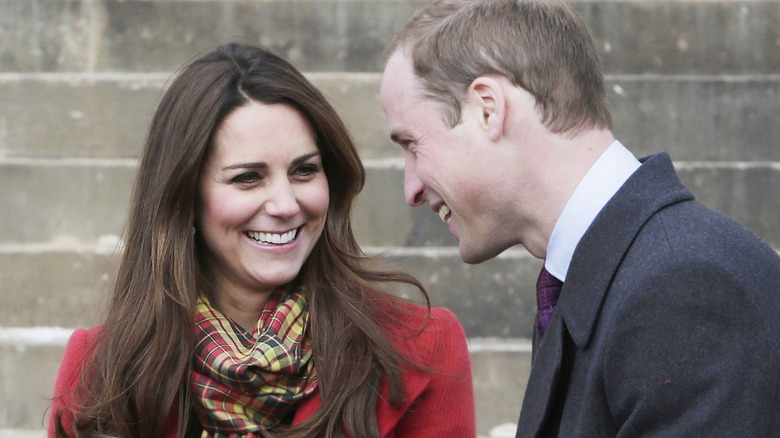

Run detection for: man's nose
[[403, 157, 425, 207]]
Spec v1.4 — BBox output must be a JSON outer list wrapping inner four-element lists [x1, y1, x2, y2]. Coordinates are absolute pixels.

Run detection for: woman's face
[[197, 101, 329, 301]]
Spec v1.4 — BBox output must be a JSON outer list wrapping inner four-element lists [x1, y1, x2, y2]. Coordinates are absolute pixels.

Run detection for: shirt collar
[[545, 140, 641, 281]]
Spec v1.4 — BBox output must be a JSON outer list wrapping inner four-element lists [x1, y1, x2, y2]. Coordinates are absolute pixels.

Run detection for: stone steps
[[0, 246, 543, 337], [3, 73, 779, 160], [2, 159, 779, 248], [2, 1, 778, 74]]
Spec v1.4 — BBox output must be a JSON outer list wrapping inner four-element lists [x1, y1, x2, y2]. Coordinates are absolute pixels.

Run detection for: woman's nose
[[264, 181, 301, 217]]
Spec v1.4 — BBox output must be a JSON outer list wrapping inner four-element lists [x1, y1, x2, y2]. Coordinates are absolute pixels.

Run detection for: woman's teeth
[[438, 205, 451, 223], [248, 229, 297, 245]]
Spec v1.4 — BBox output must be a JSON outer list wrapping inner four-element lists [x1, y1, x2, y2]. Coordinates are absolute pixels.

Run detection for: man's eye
[[400, 140, 417, 154], [231, 172, 260, 184]]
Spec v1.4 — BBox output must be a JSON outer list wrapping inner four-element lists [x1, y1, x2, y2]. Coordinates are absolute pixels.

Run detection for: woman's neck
[[212, 284, 275, 331]]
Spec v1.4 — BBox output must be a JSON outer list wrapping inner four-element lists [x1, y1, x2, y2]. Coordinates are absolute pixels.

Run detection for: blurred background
[[1, 0, 778, 436]]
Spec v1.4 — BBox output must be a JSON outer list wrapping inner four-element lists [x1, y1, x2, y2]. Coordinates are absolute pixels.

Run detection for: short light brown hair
[[386, 0, 612, 134]]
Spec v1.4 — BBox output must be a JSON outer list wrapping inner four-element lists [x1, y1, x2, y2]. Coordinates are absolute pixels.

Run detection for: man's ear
[[469, 76, 506, 141]]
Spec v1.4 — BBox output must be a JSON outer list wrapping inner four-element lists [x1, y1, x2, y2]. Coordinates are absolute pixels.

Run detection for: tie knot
[[537, 266, 562, 291], [536, 266, 563, 335]]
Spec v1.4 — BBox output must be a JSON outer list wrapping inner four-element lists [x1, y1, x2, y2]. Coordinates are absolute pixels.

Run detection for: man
[[379, 0, 780, 436]]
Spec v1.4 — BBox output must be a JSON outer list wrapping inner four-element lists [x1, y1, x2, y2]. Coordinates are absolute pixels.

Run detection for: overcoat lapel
[[560, 152, 693, 348], [516, 314, 565, 437], [515, 152, 694, 437]]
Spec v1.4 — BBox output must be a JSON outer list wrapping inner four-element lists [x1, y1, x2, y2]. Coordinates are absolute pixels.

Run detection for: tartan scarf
[[191, 287, 318, 437]]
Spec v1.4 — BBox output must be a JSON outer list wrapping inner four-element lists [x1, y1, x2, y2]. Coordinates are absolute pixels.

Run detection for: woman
[[50, 43, 474, 438]]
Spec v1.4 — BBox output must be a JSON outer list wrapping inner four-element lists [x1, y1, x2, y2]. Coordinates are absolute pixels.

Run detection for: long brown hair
[[55, 43, 428, 438]]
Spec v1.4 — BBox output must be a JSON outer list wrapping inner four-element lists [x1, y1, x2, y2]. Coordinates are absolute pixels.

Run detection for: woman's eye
[[231, 172, 260, 185], [295, 163, 320, 177]]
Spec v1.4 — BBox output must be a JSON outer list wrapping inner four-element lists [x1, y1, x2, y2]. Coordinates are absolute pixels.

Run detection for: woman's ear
[[469, 76, 506, 141]]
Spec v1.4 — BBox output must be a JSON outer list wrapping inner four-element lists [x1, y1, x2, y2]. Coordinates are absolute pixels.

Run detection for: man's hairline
[[384, 45, 465, 131]]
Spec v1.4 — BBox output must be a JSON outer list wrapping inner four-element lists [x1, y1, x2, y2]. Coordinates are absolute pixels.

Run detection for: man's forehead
[[380, 51, 416, 89]]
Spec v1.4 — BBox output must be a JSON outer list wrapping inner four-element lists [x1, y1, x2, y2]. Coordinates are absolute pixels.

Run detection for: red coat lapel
[[292, 335, 432, 437]]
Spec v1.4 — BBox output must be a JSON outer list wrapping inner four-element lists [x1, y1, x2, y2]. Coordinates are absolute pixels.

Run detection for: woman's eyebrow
[[222, 162, 267, 171], [292, 151, 321, 165], [221, 152, 319, 171]]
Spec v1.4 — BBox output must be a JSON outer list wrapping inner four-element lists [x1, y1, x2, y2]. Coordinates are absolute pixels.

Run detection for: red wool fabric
[[49, 302, 476, 437]]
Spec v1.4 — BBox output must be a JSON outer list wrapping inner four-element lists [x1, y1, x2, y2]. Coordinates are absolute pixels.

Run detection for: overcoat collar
[[559, 151, 693, 348], [517, 152, 694, 436]]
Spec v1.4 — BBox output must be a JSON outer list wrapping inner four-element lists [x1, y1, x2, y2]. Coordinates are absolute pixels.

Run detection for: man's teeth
[[248, 229, 297, 245], [438, 205, 451, 223]]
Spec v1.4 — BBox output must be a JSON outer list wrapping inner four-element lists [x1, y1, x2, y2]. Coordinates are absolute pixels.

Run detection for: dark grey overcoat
[[516, 152, 780, 437]]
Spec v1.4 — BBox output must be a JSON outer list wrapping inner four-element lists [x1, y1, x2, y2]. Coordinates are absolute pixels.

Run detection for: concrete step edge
[[0, 157, 138, 167], [3, 157, 780, 169], [361, 159, 780, 170], [0, 431, 46, 438], [3, 72, 780, 83], [0, 327, 74, 347], [1, 242, 778, 259], [0, 326, 532, 352], [0, 243, 537, 257], [0, 237, 125, 255]]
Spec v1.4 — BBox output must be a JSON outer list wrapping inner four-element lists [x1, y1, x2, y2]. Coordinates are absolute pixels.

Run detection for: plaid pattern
[[191, 287, 318, 437], [536, 266, 563, 336]]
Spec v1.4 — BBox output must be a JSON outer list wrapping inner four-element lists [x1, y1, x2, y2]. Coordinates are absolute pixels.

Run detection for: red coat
[[50, 304, 476, 437]]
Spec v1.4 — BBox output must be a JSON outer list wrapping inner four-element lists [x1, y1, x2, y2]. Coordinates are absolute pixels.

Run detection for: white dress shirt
[[545, 140, 641, 282]]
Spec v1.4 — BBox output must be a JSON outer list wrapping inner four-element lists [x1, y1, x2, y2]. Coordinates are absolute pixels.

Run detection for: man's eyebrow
[[389, 130, 407, 144]]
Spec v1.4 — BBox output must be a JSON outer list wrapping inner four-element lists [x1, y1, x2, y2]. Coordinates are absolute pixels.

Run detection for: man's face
[[380, 50, 523, 264]]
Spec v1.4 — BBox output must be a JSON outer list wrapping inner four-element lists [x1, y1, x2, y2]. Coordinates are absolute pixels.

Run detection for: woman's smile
[[246, 227, 299, 245]]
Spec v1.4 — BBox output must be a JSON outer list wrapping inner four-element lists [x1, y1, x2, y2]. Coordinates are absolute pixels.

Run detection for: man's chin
[[458, 244, 501, 265]]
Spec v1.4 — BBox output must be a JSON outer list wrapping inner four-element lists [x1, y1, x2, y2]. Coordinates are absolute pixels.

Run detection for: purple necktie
[[536, 266, 563, 336]]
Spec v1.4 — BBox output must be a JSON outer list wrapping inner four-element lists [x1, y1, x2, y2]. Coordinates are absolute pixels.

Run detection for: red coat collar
[[292, 332, 432, 437]]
